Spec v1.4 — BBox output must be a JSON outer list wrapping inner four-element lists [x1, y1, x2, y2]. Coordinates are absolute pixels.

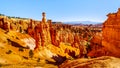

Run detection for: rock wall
[[87, 8, 120, 58], [102, 8, 120, 57]]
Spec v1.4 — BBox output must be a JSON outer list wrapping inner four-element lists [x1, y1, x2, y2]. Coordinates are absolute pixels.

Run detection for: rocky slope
[[0, 26, 82, 67], [0, 13, 90, 67], [0, 12, 95, 58], [59, 56, 120, 68]]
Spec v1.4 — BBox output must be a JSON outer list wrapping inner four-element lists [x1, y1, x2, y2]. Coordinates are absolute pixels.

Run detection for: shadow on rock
[[46, 55, 67, 65]]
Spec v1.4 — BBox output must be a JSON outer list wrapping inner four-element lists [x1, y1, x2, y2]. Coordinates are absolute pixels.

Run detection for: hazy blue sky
[[0, 0, 120, 23]]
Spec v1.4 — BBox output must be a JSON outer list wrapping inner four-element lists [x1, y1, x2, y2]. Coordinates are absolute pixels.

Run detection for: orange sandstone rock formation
[[87, 33, 108, 57], [102, 8, 120, 57], [88, 8, 120, 58], [0, 12, 92, 58]]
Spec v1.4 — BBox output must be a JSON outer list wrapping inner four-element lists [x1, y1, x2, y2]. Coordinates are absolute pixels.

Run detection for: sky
[[0, 0, 120, 24]]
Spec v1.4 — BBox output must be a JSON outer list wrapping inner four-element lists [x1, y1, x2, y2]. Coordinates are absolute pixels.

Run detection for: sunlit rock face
[[102, 8, 120, 57], [20, 38, 36, 50], [88, 8, 120, 58], [0, 16, 10, 31], [7, 31, 36, 50], [87, 33, 107, 57], [40, 18, 51, 46]]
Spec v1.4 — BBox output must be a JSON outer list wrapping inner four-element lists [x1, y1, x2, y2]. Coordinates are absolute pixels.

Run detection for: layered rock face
[[88, 8, 120, 58], [102, 8, 120, 57], [0, 16, 29, 32]]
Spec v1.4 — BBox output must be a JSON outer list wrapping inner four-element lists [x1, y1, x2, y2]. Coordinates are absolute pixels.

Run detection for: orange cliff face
[[88, 8, 120, 58], [102, 8, 120, 57]]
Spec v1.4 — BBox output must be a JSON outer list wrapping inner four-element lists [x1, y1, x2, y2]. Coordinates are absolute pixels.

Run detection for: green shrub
[[19, 47, 24, 52]]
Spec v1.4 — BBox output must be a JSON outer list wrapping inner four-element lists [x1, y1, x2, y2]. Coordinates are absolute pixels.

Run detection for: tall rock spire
[[42, 12, 46, 23]]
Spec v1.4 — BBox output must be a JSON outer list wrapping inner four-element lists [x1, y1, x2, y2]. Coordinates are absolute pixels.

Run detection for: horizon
[[0, 0, 120, 24]]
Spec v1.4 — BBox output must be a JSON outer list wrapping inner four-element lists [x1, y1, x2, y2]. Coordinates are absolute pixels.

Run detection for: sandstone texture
[[59, 56, 120, 68], [88, 8, 120, 58], [102, 8, 120, 57]]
